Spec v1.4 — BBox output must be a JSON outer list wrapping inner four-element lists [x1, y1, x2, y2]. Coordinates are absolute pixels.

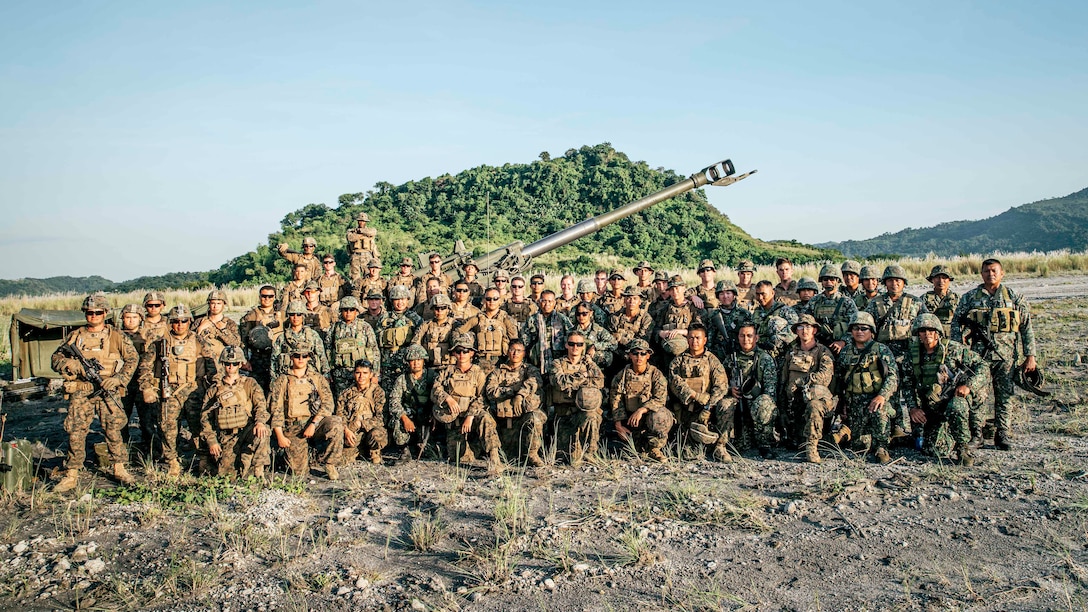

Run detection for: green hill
[[210, 144, 835, 285], [821, 187, 1088, 258], [0, 276, 115, 298]]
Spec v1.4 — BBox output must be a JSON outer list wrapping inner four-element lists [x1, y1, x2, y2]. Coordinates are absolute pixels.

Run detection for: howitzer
[[419, 159, 756, 282], [56, 343, 124, 410]]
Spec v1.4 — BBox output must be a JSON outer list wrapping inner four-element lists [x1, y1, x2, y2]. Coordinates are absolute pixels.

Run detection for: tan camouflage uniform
[[547, 355, 606, 464], [199, 374, 270, 478], [485, 361, 546, 464], [269, 370, 343, 476], [336, 383, 388, 462], [432, 364, 500, 462]]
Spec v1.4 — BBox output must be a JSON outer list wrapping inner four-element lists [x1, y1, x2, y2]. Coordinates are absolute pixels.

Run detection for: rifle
[[416, 417, 432, 461], [303, 385, 322, 430], [57, 343, 124, 411], [934, 364, 974, 406], [957, 315, 1003, 362], [159, 337, 173, 399]]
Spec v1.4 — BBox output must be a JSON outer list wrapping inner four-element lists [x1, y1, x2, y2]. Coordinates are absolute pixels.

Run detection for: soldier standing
[[855, 265, 882, 310], [523, 290, 572, 370], [280, 263, 311, 311], [647, 272, 672, 321], [610, 286, 655, 358], [272, 301, 329, 376], [327, 296, 381, 398], [431, 335, 503, 473], [141, 291, 169, 341], [706, 280, 751, 360], [774, 257, 799, 306], [456, 288, 519, 373], [694, 260, 720, 309], [388, 344, 438, 457], [596, 270, 628, 316], [353, 259, 387, 303], [361, 289, 386, 331], [835, 312, 898, 464], [239, 285, 285, 392], [269, 344, 344, 480], [611, 339, 674, 462], [778, 315, 837, 463], [345, 212, 379, 280], [750, 280, 799, 363], [734, 260, 758, 310], [720, 322, 778, 460], [412, 294, 456, 367], [316, 254, 348, 309], [951, 258, 1037, 450], [414, 277, 444, 321], [502, 276, 539, 332], [118, 304, 148, 447], [569, 300, 617, 372], [194, 289, 242, 363], [528, 273, 546, 304], [922, 265, 959, 337], [336, 359, 388, 464], [389, 258, 419, 309], [654, 276, 705, 361], [576, 279, 609, 327], [795, 277, 819, 315], [461, 260, 486, 300], [278, 236, 322, 281], [302, 282, 336, 340], [548, 331, 606, 466], [485, 340, 546, 466], [491, 270, 511, 303], [449, 281, 481, 325], [632, 261, 657, 305], [416, 252, 452, 305], [668, 325, 729, 459], [555, 274, 579, 315], [199, 347, 271, 479], [375, 285, 422, 389], [808, 264, 859, 353], [52, 295, 140, 491], [840, 260, 864, 306]]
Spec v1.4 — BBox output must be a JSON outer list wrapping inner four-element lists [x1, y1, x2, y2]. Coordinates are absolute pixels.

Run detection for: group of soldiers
[[48, 211, 1041, 491]]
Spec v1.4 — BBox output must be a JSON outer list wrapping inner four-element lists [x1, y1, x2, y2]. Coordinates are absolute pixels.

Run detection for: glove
[[64, 359, 85, 378], [267, 319, 281, 329], [102, 377, 123, 392], [142, 388, 158, 403]]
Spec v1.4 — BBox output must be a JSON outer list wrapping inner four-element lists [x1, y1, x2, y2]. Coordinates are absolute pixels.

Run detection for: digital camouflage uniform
[[752, 300, 798, 362], [269, 369, 343, 476], [922, 290, 960, 338], [835, 339, 899, 455], [951, 283, 1036, 444], [774, 279, 799, 306], [119, 319, 154, 447], [336, 383, 388, 463], [865, 293, 928, 433], [456, 309, 519, 373], [432, 363, 501, 463], [375, 308, 422, 388], [548, 355, 606, 465], [808, 290, 859, 348], [570, 322, 617, 370], [388, 368, 438, 447], [707, 306, 753, 361], [327, 318, 381, 397], [596, 291, 626, 318], [610, 363, 674, 457], [485, 361, 546, 465], [449, 300, 482, 327], [354, 275, 388, 304], [524, 310, 573, 370], [720, 347, 778, 454], [239, 306, 285, 391], [138, 328, 214, 467], [502, 298, 539, 335], [194, 313, 242, 364], [199, 372, 271, 478], [610, 308, 655, 355], [272, 326, 329, 375], [668, 349, 729, 454], [53, 325, 139, 471], [778, 339, 837, 460]]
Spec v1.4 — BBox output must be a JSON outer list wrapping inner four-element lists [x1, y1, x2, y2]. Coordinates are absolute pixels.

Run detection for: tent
[[8, 309, 115, 380]]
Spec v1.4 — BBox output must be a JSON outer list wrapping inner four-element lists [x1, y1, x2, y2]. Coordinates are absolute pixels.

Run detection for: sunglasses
[[451, 348, 472, 355], [512, 284, 524, 289], [567, 341, 585, 347], [494, 280, 508, 284], [145, 303, 163, 308], [290, 353, 310, 359], [454, 288, 469, 293], [260, 294, 275, 299], [85, 310, 106, 316], [288, 313, 305, 317], [434, 306, 449, 310], [484, 297, 500, 302], [430, 260, 441, 264], [630, 350, 651, 356], [341, 307, 358, 312], [530, 281, 543, 285], [576, 311, 591, 316]]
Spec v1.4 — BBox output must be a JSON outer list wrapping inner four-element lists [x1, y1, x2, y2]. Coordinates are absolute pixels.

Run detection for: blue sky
[[2, 1, 1085, 280]]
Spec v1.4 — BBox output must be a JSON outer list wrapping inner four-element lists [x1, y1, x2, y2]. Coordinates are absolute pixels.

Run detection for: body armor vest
[[966, 285, 1020, 334], [874, 295, 915, 343], [164, 333, 199, 386], [813, 296, 848, 340], [419, 321, 453, 364], [333, 323, 370, 368], [843, 344, 883, 395], [504, 300, 535, 324], [622, 371, 651, 413], [378, 315, 413, 352], [910, 340, 948, 403], [286, 375, 316, 420], [475, 314, 509, 355], [75, 328, 123, 378], [216, 380, 253, 430]]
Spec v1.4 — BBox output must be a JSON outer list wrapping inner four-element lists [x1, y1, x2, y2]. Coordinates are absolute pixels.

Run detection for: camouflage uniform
[[449, 300, 482, 327], [279, 279, 308, 312], [900, 336, 988, 458], [432, 363, 500, 462], [808, 290, 859, 347], [864, 292, 928, 433], [668, 349, 729, 453], [53, 325, 139, 470], [596, 291, 625, 318], [555, 294, 580, 316], [119, 317, 153, 447], [304, 303, 337, 340], [951, 283, 1036, 443], [317, 271, 349, 308], [720, 347, 778, 453], [273, 326, 329, 375], [354, 274, 388, 304], [327, 318, 381, 396], [692, 284, 720, 310], [199, 372, 270, 478], [778, 339, 836, 457], [194, 313, 242, 364], [138, 328, 214, 466], [456, 309, 519, 373], [269, 369, 343, 477], [388, 368, 438, 447], [375, 309, 422, 388], [361, 306, 385, 333], [610, 362, 674, 455], [485, 361, 546, 464], [571, 322, 617, 370], [610, 308, 655, 355], [412, 318, 456, 367], [547, 355, 606, 464], [142, 317, 168, 343], [524, 310, 573, 369], [346, 222, 379, 280], [239, 306, 285, 391], [922, 290, 960, 338], [388, 270, 419, 308], [277, 243, 322, 281], [835, 339, 898, 454], [774, 279, 799, 306], [336, 383, 388, 463], [707, 305, 753, 360], [416, 270, 452, 305], [502, 297, 539, 334], [751, 301, 798, 362]]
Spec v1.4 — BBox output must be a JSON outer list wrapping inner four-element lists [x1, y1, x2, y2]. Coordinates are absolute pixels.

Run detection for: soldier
[[194, 289, 242, 363], [528, 273, 546, 304], [336, 359, 388, 464], [774, 257, 799, 306], [316, 253, 348, 309], [548, 331, 606, 466], [346, 211, 379, 280], [118, 304, 151, 447], [302, 281, 336, 339], [138, 304, 214, 477], [840, 260, 864, 306], [707, 280, 752, 360], [576, 279, 609, 327], [655, 276, 705, 360], [277, 236, 322, 282], [199, 347, 271, 479], [808, 264, 859, 354], [795, 277, 819, 315], [327, 296, 381, 398], [632, 261, 657, 305], [835, 312, 898, 463], [951, 258, 1037, 450], [668, 325, 729, 459], [280, 263, 311, 311], [412, 294, 456, 367], [375, 285, 422, 389], [556, 274, 579, 315], [485, 339, 546, 466], [734, 260, 757, 309], [414, 277, 444, 321], [461, 260, 486, 300], [141, 291, 169, 341], [361, 289, 385, 331], [922, 264, 959, 337], [354, 259, 387, 303], [524, 290, 573, 370], [902, 314, 988, 465], [503, 276, 539, 331], [570, 300, 617, 371], [611, 338, 674, 462], [693, 259, 720, 309], [610, 286, 655, 358], [778, 315, 837, 463], [269, 344, 344, 480], [719, 322, 778, 460], [456, 288, 519, 373], [596, 270, 628, 316], [52, 295, 140, 491], [416, 252, 452, 305], [388, 344, 438, 457], [594, 269, 609, 296], [750, 280, 798, 362], [432, 334, 503, 473], [239, 285, 285, 391], [856, 265, 882, 310], [491, 270, 511, 303], [389, 258, 419, 309], [272, 301, 329, 376], [449, 280, 482, 325], [647, 271, 672, 321]]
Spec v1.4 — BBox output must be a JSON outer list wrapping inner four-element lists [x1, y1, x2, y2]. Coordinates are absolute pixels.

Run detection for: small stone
[[12, 541, 28, 555], [456, 586, 468, 594], [54, 559, 71, 573], [573, 563, 590, 573], [337, 508, 354, 521], [79, 493, 92, 503], [470, 592, 483, 602], [355, 577, 369, 589], [785, 501, 800, 515], [84, 559, 106, 575], [336, 586, 352, 596], [543, 578, 557, 591], [411, 599, 426, 611]]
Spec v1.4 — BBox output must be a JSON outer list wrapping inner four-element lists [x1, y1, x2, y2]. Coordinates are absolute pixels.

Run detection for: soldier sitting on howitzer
[[485, 339, 546, 467], [778, 315, 837, 464], [611, 339, 674, 462], [199, 347, 271, 479], [720, 321, 778, 461], [269, 342, 344, 480], [336, 359, 388, 465], [432, 334, 504, 474]]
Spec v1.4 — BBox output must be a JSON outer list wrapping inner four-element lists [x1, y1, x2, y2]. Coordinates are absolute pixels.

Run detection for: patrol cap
[[735, 260, 756, 273], [304, 281, 321, 292], [698, 259, 716, 272], [849, 312, 876, 331], [367, 259, 382, 269], [339, 296, 361, 310], [912, 313, 944, 336], [633, 261, 654, 272], [882, 265, 908, 283], [608, 269, 626, 281], [841, 260, 862, 276], [365, 290, 384, 300], [403, 344, 428, 361], [715, 279, 738, 295], [792, 313, 818, 331], [818, 264, 843, 282], [143, 291, 166, 306], [168, 304, 192, 321], [399, 257, 413, 267], [621, 286, 642, 297], [926, 265, 954, 282], [576, 279, 596, 294], [285, 300, 307, 315], [859, 265, 881, 281], [668, 275, 686, 289], [81, 294, 110, 312], [302, 237, 317, 247], [797, 277, 819, 292], [430, 293, 451, 307], [219, 346, 246, 365], [450, 333, 476, 352], [207, 290, 227, 303], [120, 303, 143, 318], [355, 211, 370, 222], [653, 270, 669, 282], [389, 285, 411, 300], [493, 270, 510, 281], [627, 338, 652, 354]]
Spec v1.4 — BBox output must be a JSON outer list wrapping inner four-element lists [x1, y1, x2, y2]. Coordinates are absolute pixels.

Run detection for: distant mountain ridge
[[0, 272, 211, 299], [820, 187, 1088, 258]]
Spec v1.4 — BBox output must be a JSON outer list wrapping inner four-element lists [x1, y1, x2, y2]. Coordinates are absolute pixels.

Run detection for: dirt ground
[[1, 278, 1087, 611]]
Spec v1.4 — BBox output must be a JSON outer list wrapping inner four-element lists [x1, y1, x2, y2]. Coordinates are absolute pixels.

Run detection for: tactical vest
[[676, 356, 709, 405], [197, 318, 228, 358], [813, 296, 848, 340], [347, 227, 376, 253], [474, 314, 509, 355], [163, 334, 199, 387], [493, 366, 527, 419], [966, 285, 1020, 334], [419, 321, 453, 364], [622, 371, 651, 414], [504, 300, 535, 324], [216, 380, 253, 430], [333, 324, 370, 368], [843, 344, 883, 395], [755, 302, 787, 338], [74, 328, 123, 378], [445, 369, 479, 417], [378, 315, 413, 352], [319, 275, 342, 304], [874, 295, 915, 343], [305, 308, 333, 333], [286, 375, 317, 420], [401, 374, 431, 414], [252, 308, 285, 345], [784, 347, 817, 390], [345, 389, 378, 425], [660, 303, 696, 331], [927, 293, 956, 325], [910, 340, 948, 388], [733, 352, 757, 395]]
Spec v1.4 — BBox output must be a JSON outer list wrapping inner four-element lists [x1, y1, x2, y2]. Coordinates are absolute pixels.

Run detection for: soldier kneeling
[[719, 322, 778, 461], [200, 347, 271, 479], [611, 339, 674, 462], [269, 341, 345, 480], [337, 359, 388, 464], [432, 334, 503, 474], [778, 315, 837, 463], [485, 340, 547, 466]]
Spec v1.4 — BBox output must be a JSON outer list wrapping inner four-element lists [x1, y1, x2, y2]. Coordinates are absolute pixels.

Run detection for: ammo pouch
[[379, 324, 411, 351], [334, 336, 365, 368], [846, 352, 883, 395], [63, 380, 94, 395]]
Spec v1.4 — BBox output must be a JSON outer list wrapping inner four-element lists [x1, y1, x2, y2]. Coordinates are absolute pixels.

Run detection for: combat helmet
[[355, 211, 370, 222], [219, 346, 246, 365], [911, 313, 944, 336], [848, 312, 876, 331], [576, 279, 596, 294], [339, 296, 361, 310], [207, 290, 227, 303], [1014, 367, 1050, 397], [120, 303, 143, 318], [403, 344, 428, 362], [881, 265, 908, 283], [143, 291, 166, 306], [715, 279, 738, 295], [926, 265, 954, 282], [302, 237, 317, 247], [81, 294, 110, 312], [859, 265, 881, 281], [818, 264, 843, 282], [840, 260, 862, 276], [698, 259, 716, 272], [627, 338, 653, 355], [388, 285, 411, 300], [285, 300, 307, 315], [168, 304, 192, 321], [430, 293, 451, 308], [797, 277, 819, 292], [633, 261, 653, 273], [735, 260, 756, 273]]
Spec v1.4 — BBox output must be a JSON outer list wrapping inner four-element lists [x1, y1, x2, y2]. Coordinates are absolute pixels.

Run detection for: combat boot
[[873, 447, 891, 464], [166, 459, 182, 478], [994, 432, 1012, 451], [326, 464, 340, 481], [486, 448, 504, 475], [968, 426, 982, 449], [757, 446, 773, 460], [955, 445, 975, 467], [112, 463, 136, 486], [711, 444, 732, 463], [647, 447, 668, 463], [526, 451, 546, 467], [369, 450, 382, 465], [831, 425, 852, 446], [54, 469, 80, 493], [251, 465, 265, 480], [806, 442, 822, 464]]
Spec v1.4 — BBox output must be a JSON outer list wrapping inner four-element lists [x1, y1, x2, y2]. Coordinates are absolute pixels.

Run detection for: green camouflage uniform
[[777, 341, 837, 450], [864, 293, 929, 432], [570, 321, 618, 370], [375, 309, 422, 389], [751, 301, 798, 362], [719, 347, 778, 452], [610, 364, 674, 453], [522, 311, 573, 370], [548, 356, 606, 464], [269, 370, 343, 475], [707, 306, 753, 360], [609, 309, 655, 355], [808, 290, 859, 347], [485, 361, 546, 463], [239, 306, 285, 391], [456, 310, 519, 373], [900, 338, 988, 453], [326, 319, 381, 398], [199, 374, 270, 478], [432, 364, 500, 462], [922, 290, 960, 338], [388, 369, 438, 447], [336, 383, 389, 461], [272, 326, 329, 375], [835, 339, 899, 453]]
